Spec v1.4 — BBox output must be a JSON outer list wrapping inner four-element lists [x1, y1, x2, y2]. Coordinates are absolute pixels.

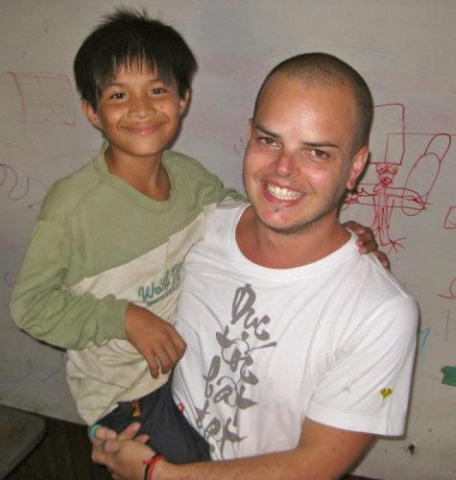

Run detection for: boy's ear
[[81, 101, 102, 129], [346, 146, 369, 190], [178, 90, 191, 115]]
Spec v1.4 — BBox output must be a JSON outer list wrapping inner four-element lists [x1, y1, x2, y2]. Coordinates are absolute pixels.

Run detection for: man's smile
[[264, 182, 304, 202]]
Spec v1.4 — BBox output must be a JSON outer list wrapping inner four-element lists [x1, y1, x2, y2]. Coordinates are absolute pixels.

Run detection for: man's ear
[[81, 101, 102, 130], [247, 118, 253, 141], [346, 147, 369, 190]]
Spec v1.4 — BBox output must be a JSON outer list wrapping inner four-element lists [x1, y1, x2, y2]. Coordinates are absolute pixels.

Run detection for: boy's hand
[[90, 422, 149, 446], [343, 220, 390, 269], [125, 304, 186, 378]]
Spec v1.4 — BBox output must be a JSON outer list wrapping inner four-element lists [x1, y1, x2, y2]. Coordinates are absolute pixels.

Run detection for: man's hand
[[125, 304, 186, 378], [92, 438, 154, 480], [344, 220, 389, 269], [92, 423, 153, 480]]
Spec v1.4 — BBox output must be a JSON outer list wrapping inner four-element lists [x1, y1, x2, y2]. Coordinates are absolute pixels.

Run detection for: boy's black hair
[[74, 8, 197, 109]]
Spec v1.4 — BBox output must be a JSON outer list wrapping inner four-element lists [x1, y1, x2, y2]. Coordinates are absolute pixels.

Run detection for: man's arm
[[92, 419, 373, 480]]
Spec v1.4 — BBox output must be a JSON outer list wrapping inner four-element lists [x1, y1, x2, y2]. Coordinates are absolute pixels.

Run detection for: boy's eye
[[152, 87, 167, 95], [109, 92, 125, 100]]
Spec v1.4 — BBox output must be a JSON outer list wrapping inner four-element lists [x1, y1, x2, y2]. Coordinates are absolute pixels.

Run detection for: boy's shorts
[[95, 372, 210, 464]]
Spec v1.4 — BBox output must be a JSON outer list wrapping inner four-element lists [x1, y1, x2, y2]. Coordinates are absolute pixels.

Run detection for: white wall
[[1, 1, 455, 478]]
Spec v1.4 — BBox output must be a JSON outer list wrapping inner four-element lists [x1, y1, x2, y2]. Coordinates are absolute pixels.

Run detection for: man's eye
[[152, 88, 166, 94], [259, 137, 276, 147], [310, 149, 329, 160]]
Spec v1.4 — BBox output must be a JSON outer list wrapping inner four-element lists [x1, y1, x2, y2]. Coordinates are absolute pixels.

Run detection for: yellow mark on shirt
[[380, 387, 393, 404]]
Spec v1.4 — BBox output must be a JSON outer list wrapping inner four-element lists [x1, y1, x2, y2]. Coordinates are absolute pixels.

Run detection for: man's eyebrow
[[254, 125, 339, 150], [302, 141, 339, 150], [254, 125, 281, 139]]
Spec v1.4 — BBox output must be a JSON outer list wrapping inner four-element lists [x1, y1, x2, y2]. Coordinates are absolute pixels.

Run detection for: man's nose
[[275, 150, 298, 177]]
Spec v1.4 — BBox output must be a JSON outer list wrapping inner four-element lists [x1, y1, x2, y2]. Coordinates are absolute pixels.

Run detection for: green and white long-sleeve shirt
[[10, 148, 240, 423]]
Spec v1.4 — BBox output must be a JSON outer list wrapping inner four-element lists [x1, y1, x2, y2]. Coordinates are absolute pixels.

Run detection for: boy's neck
[[105, 147, 170, 201]]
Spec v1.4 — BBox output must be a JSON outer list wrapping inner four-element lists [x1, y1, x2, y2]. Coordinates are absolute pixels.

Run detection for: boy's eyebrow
[[254, 124, 339, 149], [105, 75, 170, 88]]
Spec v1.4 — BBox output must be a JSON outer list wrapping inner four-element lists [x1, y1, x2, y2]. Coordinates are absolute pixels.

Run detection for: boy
[[11, 9, 383, 464], [10, 9, 239, 429]]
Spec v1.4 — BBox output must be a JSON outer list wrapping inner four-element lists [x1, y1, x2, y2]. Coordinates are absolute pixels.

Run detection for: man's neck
[[235, 206, 350, 269]]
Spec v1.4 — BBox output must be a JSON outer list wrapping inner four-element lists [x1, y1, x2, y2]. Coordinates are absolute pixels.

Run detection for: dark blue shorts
[[95, 372, 210, 464]]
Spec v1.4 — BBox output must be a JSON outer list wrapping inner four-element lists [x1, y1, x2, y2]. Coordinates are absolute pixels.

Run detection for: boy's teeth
[[267, 183, 302, 200]]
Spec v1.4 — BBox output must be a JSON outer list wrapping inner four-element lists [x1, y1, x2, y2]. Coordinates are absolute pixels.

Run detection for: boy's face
[[83, 65, 189, 164]]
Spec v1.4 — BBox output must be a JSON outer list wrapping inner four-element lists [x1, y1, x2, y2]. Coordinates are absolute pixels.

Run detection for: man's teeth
[[266, 184, 302, 200]]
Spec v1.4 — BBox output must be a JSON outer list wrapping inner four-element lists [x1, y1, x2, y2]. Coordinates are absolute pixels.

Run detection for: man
[[92, 52, 418, 479]]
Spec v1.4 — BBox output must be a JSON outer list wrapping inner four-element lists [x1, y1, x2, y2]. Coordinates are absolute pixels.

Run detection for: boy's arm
[[125, 304, 186, 377], [10, 219, 128, 349], [92, 419, 373, 480], [10, 221, 185, 378], [10, 219, 186, 372]]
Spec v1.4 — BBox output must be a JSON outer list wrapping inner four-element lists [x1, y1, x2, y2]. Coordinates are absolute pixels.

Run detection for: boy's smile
[[83, 65, 189, 166]]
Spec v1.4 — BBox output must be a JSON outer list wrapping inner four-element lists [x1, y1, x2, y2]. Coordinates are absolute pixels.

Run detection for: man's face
[[243, 72, 368, 235]]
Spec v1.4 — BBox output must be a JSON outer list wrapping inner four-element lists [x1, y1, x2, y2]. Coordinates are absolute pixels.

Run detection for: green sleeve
[[219, 185, 246, 203], [10, 220, 129, 350]]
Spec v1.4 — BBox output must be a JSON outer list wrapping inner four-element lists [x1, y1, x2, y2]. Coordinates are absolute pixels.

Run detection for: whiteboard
[[1, 1, 455, 478]]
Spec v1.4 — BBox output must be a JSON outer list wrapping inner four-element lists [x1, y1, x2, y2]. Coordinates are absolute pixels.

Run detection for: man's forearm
[[156, 421, 373, 480], [158, 450, 307, 480]]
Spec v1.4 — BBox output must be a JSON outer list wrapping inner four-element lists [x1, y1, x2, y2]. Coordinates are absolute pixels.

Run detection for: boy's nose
[[129, 94, 156, 117]]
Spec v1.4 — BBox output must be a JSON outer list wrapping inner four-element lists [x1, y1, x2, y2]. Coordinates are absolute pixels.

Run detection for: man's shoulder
[[209, 201, 249, 225], [360, 251, 413, 298], [346, 248, 418, 324]]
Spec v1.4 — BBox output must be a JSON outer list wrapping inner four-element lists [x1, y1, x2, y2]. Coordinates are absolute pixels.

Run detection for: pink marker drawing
[[443, 206, 456, 230], [343, 104, 452, 253], [8, 71, 76, 126]]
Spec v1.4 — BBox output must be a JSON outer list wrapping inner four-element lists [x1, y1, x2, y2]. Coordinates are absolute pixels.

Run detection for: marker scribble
[[343, 103, 452, 253], [8, 71, 76, 126], [0, 162, 47, 210]]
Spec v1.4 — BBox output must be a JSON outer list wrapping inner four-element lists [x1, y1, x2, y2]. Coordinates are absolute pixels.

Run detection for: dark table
[[0, 404, 46, 479]]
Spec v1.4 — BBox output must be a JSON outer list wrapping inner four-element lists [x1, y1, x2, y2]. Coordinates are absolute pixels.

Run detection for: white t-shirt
[[172, 203, 418, 460]]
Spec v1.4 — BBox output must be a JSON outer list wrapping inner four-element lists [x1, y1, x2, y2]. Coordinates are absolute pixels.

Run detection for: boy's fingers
[[171, 330, 187, 353], [162, 340, 186, 368], [101, 439, 123, 454], [145, 353, 161, 378], [89, 425, 117, 444]]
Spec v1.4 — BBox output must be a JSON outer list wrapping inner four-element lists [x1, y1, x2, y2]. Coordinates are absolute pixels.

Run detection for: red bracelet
[[143, 453, 165, 480]]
